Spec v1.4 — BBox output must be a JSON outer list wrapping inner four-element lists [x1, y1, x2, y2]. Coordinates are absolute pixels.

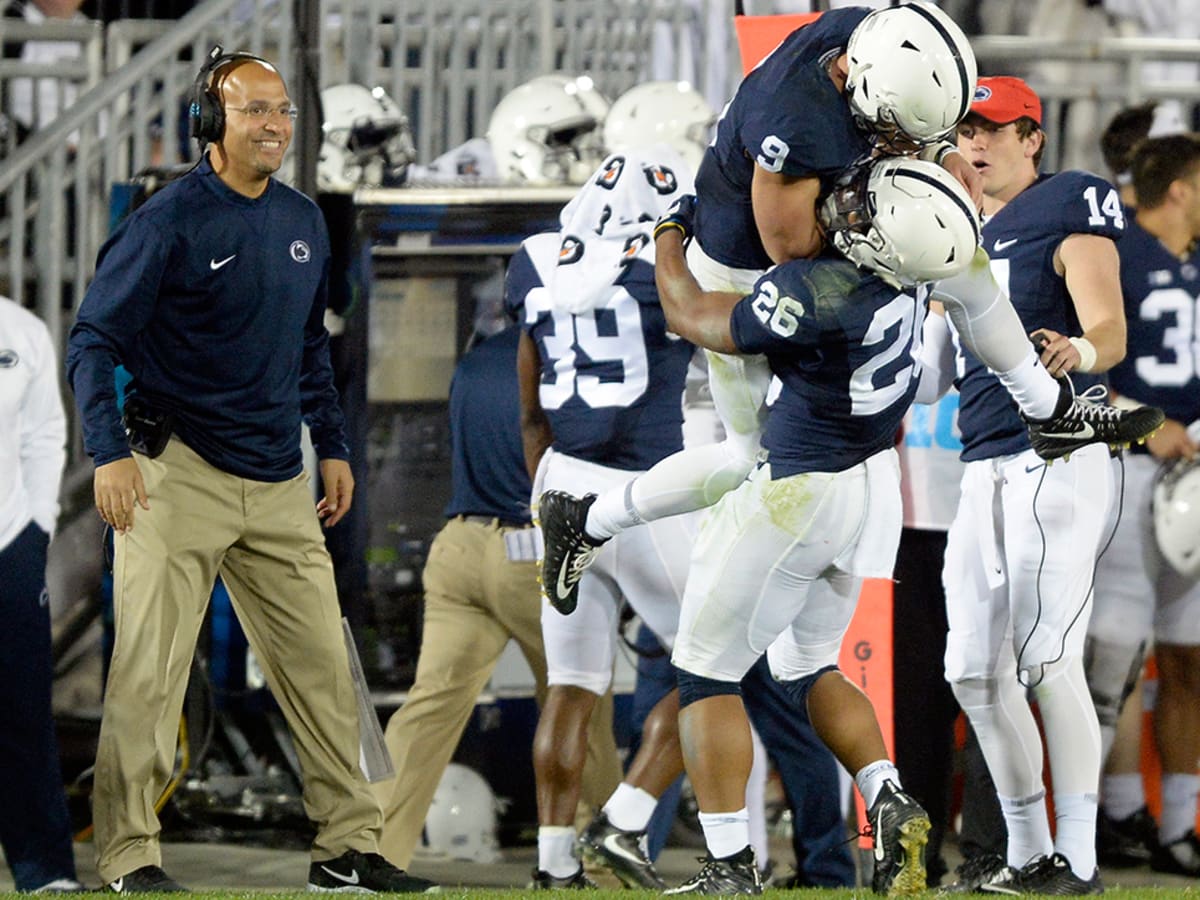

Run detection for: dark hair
[[1129, 133, 1200, 210], [1099, 102, 1157, 181]]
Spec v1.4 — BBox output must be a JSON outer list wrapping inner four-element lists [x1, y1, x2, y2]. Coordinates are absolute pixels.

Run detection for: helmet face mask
[[844, 1, 977, 147], [318, 84, 415, 192], [488, 75, 609, 185], [821, 157, 980, 287]]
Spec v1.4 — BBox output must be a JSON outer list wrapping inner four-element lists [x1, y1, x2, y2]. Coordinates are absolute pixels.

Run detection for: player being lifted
[[539, 3, 1161, 616]]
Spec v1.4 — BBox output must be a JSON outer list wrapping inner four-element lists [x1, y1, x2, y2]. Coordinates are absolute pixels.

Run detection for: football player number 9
[[756, 135, 790, 173]]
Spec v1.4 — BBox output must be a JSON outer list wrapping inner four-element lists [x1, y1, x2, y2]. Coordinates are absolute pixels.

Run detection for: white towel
[[548, 145, 695, 314]]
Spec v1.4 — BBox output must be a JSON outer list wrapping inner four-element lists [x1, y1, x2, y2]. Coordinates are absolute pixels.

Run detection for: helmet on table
[[487, 75, 608, 184], [604, 81, 715, 174], [318, 83, 416, 191]]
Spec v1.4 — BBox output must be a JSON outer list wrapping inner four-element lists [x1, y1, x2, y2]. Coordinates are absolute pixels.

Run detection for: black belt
[[457, 514, 531, 530]]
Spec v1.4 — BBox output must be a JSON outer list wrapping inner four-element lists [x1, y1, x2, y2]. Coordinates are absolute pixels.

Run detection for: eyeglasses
[[226, 104, 299, 122]]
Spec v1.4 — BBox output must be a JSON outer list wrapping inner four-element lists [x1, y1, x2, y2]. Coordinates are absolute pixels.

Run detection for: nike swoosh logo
[[320, 866, 360, 885], [555, 559, 573, 602], [993, 238, 1018, 252], [602, 832, 645, 865], [1025, 463, 1044, 473], [210, 254, 236, 270], [110, 878, 123, 893], [1038, 422, 1094, 441]]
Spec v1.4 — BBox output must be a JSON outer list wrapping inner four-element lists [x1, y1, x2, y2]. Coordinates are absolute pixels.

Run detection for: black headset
[[188, 45, 271, 145]]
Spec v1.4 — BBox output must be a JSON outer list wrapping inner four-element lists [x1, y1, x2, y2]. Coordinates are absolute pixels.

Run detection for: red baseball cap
[[970, 76, 1042, 126]]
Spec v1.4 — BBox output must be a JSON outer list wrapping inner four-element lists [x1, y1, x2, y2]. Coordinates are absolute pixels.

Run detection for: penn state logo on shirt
[[0, 348, 18, 368], [559, 234, 584, 265], [289, 240, 312, 263], [974, 85, 992, 102], [595, 156, 625, 189], [643, 164, 678, 195]]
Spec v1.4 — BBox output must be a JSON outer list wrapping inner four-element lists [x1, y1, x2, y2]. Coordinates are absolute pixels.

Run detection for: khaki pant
[[94, 438, 381, 883], [375, 515, 622, 868]]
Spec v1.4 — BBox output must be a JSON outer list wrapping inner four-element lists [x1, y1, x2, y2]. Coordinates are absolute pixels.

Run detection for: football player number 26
[[525, 288, 649, 409]]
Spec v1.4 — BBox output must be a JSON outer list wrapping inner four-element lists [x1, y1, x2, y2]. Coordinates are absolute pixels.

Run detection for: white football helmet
[[318, 83, 416, 192], [821, 156, 980, 287], [604, 81, 716, 174], [1154, 458, 1200, 578], [419, 763, 502, 864], [487, 75, 608, 185], [845, 2, 977, 146]]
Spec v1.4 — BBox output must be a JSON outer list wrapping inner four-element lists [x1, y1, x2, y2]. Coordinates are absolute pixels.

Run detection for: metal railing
[[0, 17, 104, 157], [0, 0, 736, 472], [973, 36, 1200, 174]]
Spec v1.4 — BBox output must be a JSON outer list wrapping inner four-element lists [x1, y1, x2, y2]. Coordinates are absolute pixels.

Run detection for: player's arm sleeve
[[299, 243, 350, 461], [914, 304, 956, 405], [1057, 233, 1126, 372], [751, 166, 824, 263], [516, 329, 552, 480], [65, 214, 168, 466], [22, 322, 67, 535]]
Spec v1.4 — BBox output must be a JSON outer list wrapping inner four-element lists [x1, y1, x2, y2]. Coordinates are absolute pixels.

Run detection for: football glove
[[653, 194, 697, 244]]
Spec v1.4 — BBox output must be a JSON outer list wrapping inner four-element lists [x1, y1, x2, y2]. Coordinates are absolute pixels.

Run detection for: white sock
[[747, 726, 769, 870], [1053, 792, 1099, 877], [698, 808, 751, 859], [999, 791, 1053, 868], [586, 480, 644, 541], [537, 825, 579, 878], [994, 346, 1061, 420], [1159, 773, 1200, 844], [854, 759, 900, 810], [602, 782, 658, 832], [1101, 773, 1146, 821]]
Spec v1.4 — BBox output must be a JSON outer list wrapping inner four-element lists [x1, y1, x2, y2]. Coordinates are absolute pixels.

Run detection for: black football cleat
[[665, 846, 762, 895], [868, 780, 931, 895], [1024, 379, 1164, 461], [578, 811, 665, 889], [537, 491, 607, 614], [1015, 853, 1103, 895], [530, 866, 597, 890]]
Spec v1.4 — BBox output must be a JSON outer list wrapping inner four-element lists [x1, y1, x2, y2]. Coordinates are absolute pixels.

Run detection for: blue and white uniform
[[672, 256, 923, 682], [600, 11, 878, 535], [507, 150, 699, 694], [694, 7, 870, 271], [944, 171, 1123, 687], [1089, 218, 1200, 660], [955, 172, 1119, 461]]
